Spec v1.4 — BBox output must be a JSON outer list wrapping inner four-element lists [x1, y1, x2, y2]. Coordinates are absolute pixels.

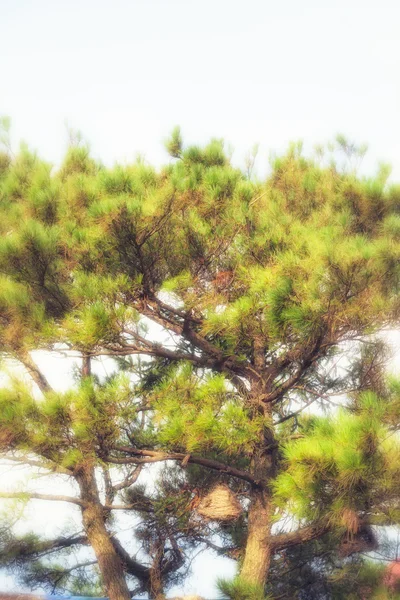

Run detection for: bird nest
[[196, 484, 242, 522]]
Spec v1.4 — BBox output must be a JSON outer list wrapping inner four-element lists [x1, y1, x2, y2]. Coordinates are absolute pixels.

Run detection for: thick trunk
[[240, 391, 276, 588], [76, 463, 131, 600], [240, 485, 272, 585]]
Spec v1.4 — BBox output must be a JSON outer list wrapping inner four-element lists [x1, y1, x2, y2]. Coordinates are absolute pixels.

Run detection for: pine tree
[[1, 124, 400, 597]]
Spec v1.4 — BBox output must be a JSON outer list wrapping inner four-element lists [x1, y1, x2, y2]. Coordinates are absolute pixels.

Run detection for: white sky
[[1, 0, 400, 176], [1, 0, 400, 596]]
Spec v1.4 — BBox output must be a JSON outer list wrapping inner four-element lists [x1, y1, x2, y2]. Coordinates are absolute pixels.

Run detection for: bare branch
[[3, 453, 72, 476], [101, 464, 115, 505], [113, 465, 143, 493], [0, 491, 86, 507], [82, 353, 91, 378], [275, 396, 318, 424], [271, 520, 331, 552], [110, 447, 261, 487], [89, 343, 211, 367], [14, 350, 53, 394], [266, 334, 336, 404], [111, 535, 150, 582]]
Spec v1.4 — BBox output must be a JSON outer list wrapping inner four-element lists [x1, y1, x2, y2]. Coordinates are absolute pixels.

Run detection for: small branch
[[50, 559, 98, 592], [89, 343, 211, 367], [105, 502, 152, 513], [193, 535, 239, 558], [82, 353, 91, 378], [101, 464, 114, 505], [266, 334, 334, 404], [150, 294, 202, 324], [1, 533, 88, 564], [4, 453, 72, 475], [0, 491, 86, 507], [275, 396, 318, 424], [113, 465, 143, 492]]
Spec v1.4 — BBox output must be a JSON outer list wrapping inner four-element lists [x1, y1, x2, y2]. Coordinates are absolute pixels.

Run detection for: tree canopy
[[1, 124, 400, 599]]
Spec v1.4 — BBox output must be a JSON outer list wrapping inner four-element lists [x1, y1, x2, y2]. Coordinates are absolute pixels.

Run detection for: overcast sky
[[1, 0, 400, 175], [1, 0, 400, 596]]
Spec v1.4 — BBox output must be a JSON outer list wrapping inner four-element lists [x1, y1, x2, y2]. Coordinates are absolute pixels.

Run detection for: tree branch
[[113, 465, 143, 493], [111, 535, 150, 582], [271, 520, 332, 552], [275, 396, 318, 424], [0, 491, 86, 507], [133, 295, 254, 379], [89, 343, 213, 368], [3, 453, 72, 476], [266, 334, 335, 404], [110, 447, 261, 487], [14, 350, 53, 394], [1, 533, 88, 564]]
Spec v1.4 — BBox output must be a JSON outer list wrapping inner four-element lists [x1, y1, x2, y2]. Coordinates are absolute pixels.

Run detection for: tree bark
[[240, 464, 273, 585], [149, 541, 166, 600], [240, 387, 277, 587], [76, 463, 131, 600]]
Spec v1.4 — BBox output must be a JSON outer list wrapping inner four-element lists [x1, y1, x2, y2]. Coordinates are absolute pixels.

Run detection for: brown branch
[[3, 533, 88, 562], [253, 335, 266, 371], [135, 295, 254, 379], [3, 454, 72, 476], [271, 520, 332, 552], [150, 294, 202, 324], [15, 350, 52, 394], [49, 558, 98, 590], [105, 501, 153, 513], [182, 320, 251, 378], [101, 464, 115, 505], [110, 447, 261, 487], [82, 353, 91, 378], [227, 373, 250, 398], [275, 396, 318, 424], [111, 535, 150, 582], [89, 343, 213, 368], [138, 301, 183, 336], [113, 465, 143, 493], [271, 513, 376, 552], [193, 535, 239, 558], [266, 334, 335, 404]]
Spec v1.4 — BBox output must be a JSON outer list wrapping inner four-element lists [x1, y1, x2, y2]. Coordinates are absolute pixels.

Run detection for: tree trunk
[[240, 486, 272, 585], [149, 567, 165, 600], [149, 538, 166, 600], [76, 463, 131, 600], [240, 407, 276, 588]]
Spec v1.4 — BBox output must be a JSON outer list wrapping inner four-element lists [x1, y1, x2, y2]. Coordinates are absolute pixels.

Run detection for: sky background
[[1, 0, 400, 596], [1, 0, 400, 176]]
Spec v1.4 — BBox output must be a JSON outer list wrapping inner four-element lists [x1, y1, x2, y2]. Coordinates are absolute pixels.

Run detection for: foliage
[[218, 576, 270, 600], [274, 391, 400, 525], [1, 125, 400, 597]]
